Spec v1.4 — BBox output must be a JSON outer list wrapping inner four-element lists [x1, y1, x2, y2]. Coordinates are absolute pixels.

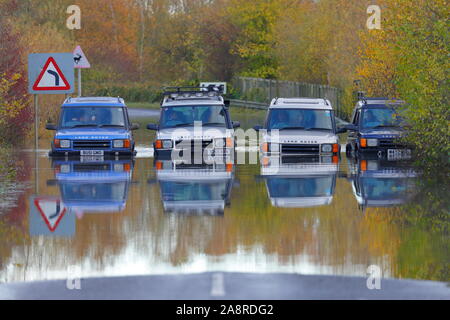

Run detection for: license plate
[[80, 155, 104, 162], [387, 149, 411, 160], [80, 150, 104, 156]]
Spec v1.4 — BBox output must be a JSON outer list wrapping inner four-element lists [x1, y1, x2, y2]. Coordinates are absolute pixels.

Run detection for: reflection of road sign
[[73, 46, 91, 69], [32, 57, 71, 91], [28, 53, 74, 94], [200, 82, 227, 94], [29, 196, 75, 237], [34, 197, 67, 232]]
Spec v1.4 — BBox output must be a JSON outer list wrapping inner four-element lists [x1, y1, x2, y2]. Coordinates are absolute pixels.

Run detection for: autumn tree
[[357, 0, 449, 167], [227, 0, 282, 79], [0, 0, 31, 143]]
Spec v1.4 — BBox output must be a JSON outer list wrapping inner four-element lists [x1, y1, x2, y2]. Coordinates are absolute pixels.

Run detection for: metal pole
[[34, 94, 38, 151], [34, 94, 39, 195], [78, 68, 81, 97]]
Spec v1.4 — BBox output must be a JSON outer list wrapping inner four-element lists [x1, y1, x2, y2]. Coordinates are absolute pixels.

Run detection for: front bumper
[[154, 147, 233, 159], [49, 149, 136, 157]]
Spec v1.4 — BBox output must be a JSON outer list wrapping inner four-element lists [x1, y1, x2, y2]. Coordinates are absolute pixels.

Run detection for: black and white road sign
[[73, 46, 91, 69]]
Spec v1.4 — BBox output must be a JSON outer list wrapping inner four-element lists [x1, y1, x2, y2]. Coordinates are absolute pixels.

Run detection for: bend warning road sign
[[28, 53, 74, 94], [73, 45, 91, 69], [34, 197, 67, 232], [29, 196, 75, 237], [32, 57, 71, 91]]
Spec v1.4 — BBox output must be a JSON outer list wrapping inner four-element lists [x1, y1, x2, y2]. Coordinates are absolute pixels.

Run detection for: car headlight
[[162, 140, 172, 149], [60, 164, 70, 173], [155, 139, 172, 149], [367, 160, 379, 170], [214, 138, 225, 148], [367, 139, 378, 147], [113, 139, 131, 148], [59, 140, 70, 148], [321, 144, 332, 153], [114, 164, 124, 172], [270, 143, 280, 153]]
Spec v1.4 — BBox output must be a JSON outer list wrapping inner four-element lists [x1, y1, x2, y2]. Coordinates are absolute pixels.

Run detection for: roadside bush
[[91, 84, 162, 103], [358, 0, 449, 170], [0, 73, 31, 144]]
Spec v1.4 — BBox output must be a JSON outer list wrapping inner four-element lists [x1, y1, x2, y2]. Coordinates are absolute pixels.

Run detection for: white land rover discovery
[[254, 98, 345, 158], [147, 86, 240, 161]]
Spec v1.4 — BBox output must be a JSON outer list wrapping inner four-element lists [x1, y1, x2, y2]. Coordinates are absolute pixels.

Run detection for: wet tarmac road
[[0, 107, 448, 299]]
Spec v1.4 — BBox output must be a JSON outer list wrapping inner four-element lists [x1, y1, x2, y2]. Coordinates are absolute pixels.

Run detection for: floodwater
[[0, 107, 448, 284]]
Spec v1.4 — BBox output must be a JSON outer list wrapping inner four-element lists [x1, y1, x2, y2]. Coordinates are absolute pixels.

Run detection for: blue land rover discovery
[[46, 97, 139, 157], [344, 98, 412, 160]]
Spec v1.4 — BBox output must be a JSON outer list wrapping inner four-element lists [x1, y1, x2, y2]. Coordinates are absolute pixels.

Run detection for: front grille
[[73, 164, 111, 171], [282, 156, 320, 164], [175, 163, 214, 170], [175, 139, 213, 150], [73, 140, 111, 149], [281, 144, 319, 154], [379, 139, 404, 148]]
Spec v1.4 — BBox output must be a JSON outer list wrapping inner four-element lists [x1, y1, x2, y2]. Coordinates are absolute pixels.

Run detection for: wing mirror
[[253, 125, 263, 131], [146, 123, 159, 130], [46, 123, 57, 130], [336, 127, 347, 134], [345, 124, 358, 131], [232, 121, 240, 128]]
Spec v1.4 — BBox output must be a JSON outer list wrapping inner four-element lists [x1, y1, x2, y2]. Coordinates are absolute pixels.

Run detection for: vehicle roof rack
[[162, 85, 224, 97]]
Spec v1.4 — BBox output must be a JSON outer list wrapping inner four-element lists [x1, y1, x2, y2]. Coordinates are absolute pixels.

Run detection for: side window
[[351, 109, 357, 124], [353, 110, 360, 126]]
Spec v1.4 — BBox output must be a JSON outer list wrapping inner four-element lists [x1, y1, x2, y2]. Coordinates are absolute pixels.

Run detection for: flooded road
[[0, 107, 448, 285]]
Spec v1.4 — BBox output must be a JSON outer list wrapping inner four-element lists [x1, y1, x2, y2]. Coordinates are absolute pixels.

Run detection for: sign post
[[28, 53, 74, 152], [28, 53, 74, 198], [73, 46, 91, 97]]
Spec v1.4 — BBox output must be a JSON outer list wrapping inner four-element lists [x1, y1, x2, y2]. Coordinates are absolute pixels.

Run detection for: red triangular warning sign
[[34, 197, 67, 232], [32, 57, 71, 91]]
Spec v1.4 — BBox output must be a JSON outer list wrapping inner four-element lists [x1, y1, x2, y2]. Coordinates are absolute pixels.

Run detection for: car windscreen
[[159, 105, 227, 129], [60, 107, 126, 128], [361, 107, 405, 129], [60, 181, 127, 202], [160, 181, 229, 201], [266, 176, 334, 197], [266, 109, 333, 131]]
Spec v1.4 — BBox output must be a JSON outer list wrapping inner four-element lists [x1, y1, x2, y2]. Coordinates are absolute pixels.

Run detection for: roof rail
[[162, 85, 224, 97]]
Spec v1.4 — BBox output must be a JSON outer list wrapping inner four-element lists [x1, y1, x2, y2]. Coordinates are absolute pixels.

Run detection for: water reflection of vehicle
[[260, 155, 339, 208], [348, 158, 417, 208], [154, 158, 234, 215], [49, 158, 134, 214]]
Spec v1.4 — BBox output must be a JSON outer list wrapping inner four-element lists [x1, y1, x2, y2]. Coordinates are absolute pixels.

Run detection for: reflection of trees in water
[[389, 173, 449, 281], [0, 150, 32, 271], [1, 159, 448, 282]]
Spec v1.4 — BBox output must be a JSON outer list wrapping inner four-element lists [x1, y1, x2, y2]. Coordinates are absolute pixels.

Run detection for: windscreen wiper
[[278, 126, 305, 130], [70, 124, 99, 128], [202, 122, 226, 126], [305, 127, 332, 131], [372, 125, 400, 129], [99, 124, 125, 128], [172, 123, 195, 127]]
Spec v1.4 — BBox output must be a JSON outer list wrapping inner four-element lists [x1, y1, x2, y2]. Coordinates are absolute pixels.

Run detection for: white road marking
[[210, 273, 225, 297]]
